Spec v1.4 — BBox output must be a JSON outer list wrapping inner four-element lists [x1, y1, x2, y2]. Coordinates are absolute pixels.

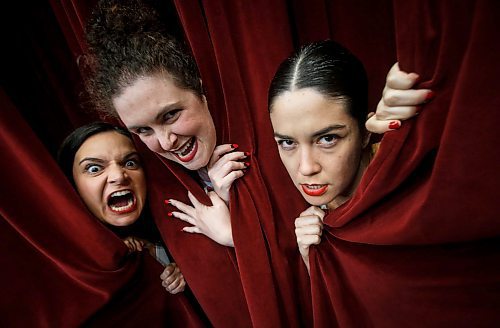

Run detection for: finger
[[160, 265, 174, 280], [207, 191, 226, 206], [300, 206, 325, 218], [220, 170, 245, 187], [383, 88, 432, 107], [210, 161, 247, 182], [187, 191, 203, 208], [168, 199, 196, 217], [295, 224, 323, 236], [386, 63, 420, 90], [167, 276, 182, 291], [295, 215, 323, 227], [212, 151, 248, 167], [162, 267, 180, 286], [297, 234, 322, 247], [170, 211, 196, 226], [374, 102, 419, 121], [209, 144, 238, 167], [182, 226, 202, 234], [170, 279, 186, 294], [366, 114, 401, 134]]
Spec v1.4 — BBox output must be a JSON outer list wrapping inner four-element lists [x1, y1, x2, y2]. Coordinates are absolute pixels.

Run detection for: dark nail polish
[[244, 152, 251, 156], [206, 186, 214, 192], [424, 91, 435, 102]]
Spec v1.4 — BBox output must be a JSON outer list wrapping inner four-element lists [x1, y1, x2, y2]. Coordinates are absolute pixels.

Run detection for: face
[[112, 74, 216, 171], [270, 88, 369, 209], [72, 131, 147, 226]]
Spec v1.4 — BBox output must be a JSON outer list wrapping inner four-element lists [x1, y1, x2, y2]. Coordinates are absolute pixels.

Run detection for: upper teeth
[[110, 190, 131, 197], [175, 138, 193, 155]]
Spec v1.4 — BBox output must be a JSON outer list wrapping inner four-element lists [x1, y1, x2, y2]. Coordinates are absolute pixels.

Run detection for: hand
[[160, 263, 186, 294], [295, 206, 325, 274], [168, 191, 234, 247], [123, 236, 146, 254], [366, 62, 434, 133], [207, 144, 248, 203]]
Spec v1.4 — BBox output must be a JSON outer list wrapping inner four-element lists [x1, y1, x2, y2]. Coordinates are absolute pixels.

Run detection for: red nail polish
[[167, 212, 173, 217], [425, 91, 435, 102], [244, 152, 251, 156], [388, 121, 400, 130], [232, 143, 239, 149], [164, 199, 170, 205], [244, 162, 250, 167]]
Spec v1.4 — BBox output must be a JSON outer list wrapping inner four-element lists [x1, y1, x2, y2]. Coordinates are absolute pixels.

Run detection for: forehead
[[270, 88, 354, 131], [112, 74, 184, 126], [75, 131, 135, 160]]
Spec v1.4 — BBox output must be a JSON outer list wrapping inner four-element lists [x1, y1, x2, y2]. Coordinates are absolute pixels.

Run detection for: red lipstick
[[301, 184, 328, 196]]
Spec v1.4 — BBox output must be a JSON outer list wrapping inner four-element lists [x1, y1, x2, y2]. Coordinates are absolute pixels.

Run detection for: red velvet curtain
[[4, 0, 500, 326], [309, 0, 500, 326]]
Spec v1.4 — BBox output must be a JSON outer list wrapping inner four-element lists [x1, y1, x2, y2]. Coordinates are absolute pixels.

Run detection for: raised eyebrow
[[311, 124, 346, 138], [78, 157, 104, 165]]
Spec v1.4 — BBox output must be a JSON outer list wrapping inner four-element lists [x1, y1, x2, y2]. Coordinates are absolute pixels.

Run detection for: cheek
[[75, 178, 102, 212], [279, 152, 299, 180]]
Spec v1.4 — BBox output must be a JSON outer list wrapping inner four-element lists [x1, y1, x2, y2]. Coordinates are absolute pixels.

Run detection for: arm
[[366, 63, 435, 133], [207, 144, 249, 203], [168, 191, 234, 247], [295, 206, 325, 275], [160, 263, 186, 294]]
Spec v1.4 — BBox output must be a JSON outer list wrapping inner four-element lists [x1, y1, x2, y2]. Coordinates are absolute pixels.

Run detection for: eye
[[163, 109, 181, 123], [317, 134, 339, 147], [276, 139, 297, 151], [85, 164, 102, 174], [124, 159, 140, 169], [135, 127, 153, 136]]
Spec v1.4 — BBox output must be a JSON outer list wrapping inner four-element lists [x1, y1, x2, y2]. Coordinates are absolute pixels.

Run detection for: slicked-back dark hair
[[268, 40, 368, 130], [84, 0, 203, 117], [57, 122, 133, 185]]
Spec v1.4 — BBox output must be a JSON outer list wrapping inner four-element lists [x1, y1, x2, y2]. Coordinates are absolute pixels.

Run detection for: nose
[[298, 148, 321, 176], [107, 163, 129, 185], [156, 127, 178, 152]]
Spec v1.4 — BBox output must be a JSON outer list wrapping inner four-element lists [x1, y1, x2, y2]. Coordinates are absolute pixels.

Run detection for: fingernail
[[244, 162, 250, 167], [167, 212, 173, 217], [424, 91, 435, 102], [244, 152, 251, 156], [232, 143, 239, 149], [388, 121, 401, 130], [164, 199, 170, 205]]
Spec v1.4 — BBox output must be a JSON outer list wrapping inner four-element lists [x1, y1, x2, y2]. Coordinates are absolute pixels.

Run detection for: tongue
[[109, 195, 131, 207]]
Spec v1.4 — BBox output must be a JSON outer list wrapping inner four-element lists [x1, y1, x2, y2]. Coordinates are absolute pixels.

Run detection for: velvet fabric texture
[[2, 0, 500, 326]]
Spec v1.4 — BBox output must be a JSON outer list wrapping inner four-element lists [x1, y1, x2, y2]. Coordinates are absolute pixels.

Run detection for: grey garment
[[154, 244, 171, 266]]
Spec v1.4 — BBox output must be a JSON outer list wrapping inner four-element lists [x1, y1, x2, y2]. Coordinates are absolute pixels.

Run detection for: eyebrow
[[78, 152, 139, 165], [274, 124, 346, 139], [311, 124, 346, 138], [126, 103, 182, 130]]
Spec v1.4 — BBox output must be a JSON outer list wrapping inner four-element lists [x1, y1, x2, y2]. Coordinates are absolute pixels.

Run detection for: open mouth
[[172, 137, 198, 163], [301, 184, 328, 196], [107, 190, 137, 214]]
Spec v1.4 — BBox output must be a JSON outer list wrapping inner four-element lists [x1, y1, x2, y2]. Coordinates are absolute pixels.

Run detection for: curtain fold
[[0, 88, 205, 327], [310, 0, 500, 326]]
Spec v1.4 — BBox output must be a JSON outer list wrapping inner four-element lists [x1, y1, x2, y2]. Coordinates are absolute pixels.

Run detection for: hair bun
[[86, 0, 166, 52]]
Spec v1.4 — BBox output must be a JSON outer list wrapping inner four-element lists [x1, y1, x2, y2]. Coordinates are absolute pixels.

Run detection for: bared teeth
[[175, 138, 194, 157]]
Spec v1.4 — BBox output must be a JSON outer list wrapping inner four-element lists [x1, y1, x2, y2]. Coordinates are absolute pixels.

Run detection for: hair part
[[268, 40, 368, 130], [57, 122, 133, 185]]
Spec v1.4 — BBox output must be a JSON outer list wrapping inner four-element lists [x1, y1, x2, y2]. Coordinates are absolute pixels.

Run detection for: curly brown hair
[[84, 0, 203, 117]]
